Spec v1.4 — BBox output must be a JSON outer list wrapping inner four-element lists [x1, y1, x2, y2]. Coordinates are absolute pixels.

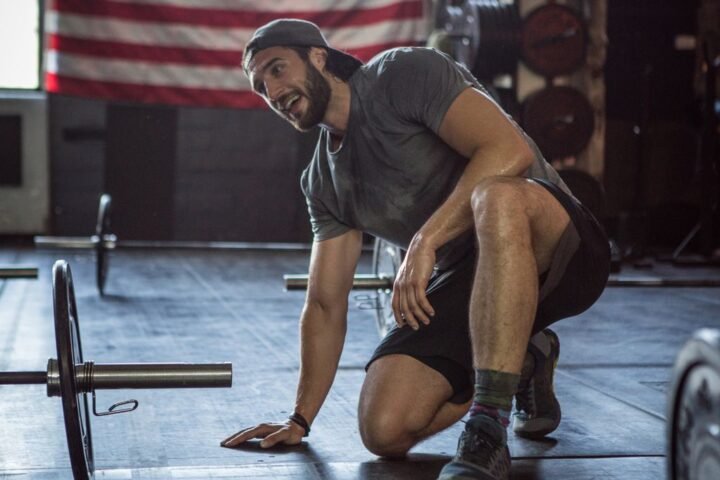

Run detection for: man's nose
[[265, 79, 283, 103]]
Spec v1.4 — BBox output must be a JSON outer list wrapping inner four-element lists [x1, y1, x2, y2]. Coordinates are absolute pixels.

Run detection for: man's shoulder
[[363, 47, 452, 78]]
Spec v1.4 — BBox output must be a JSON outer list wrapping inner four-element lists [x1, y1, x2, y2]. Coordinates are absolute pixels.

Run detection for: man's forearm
[[293, 300, 348, 426]]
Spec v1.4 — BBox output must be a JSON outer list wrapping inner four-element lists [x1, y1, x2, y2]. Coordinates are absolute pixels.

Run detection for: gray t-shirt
[[300, 47, 569, 268]]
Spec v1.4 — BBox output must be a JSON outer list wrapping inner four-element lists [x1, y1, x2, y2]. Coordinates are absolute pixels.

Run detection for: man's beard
[[295, 61, 331, 131]]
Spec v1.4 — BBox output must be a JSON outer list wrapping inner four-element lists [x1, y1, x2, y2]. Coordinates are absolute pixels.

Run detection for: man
[[221, 19, 610, 480]]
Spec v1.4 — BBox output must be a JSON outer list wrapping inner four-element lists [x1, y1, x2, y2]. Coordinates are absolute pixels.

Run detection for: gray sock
[[473, 369, 521, 412]]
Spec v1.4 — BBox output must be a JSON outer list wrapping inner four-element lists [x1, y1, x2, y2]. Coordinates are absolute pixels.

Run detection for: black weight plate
[[475, 1, 502, 79], [521, 86, 595, 160], [486, 3, 502, 73], [471, 2, 488, 78], [371, 238, 403, 339], [557, 168, 607, 221], [668, 328, 720, 480], [495, 3, 518, 74], [95, 194, 112, 296], [521, 3, 587, 78], [53, 260, 94, 480]]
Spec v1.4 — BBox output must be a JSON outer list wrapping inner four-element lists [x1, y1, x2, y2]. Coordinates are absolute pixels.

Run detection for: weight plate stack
[[433, 0, 481, 71], [473, 0, 521, 80]]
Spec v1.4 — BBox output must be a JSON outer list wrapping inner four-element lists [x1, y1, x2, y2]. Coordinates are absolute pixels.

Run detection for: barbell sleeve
[[0, 267, 39, 279], [0, 371, 46, 385], [606, 277, 720, 287], [284, 273, 720, 290], [284, 273, 393, 290], [82, 362, 233, 391], [35, 236, 97, 249], [34, 235, 117, 250]]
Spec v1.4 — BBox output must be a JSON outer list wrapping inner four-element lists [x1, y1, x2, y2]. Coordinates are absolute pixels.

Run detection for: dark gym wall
[[49, 95, 106, 235], [106, 104, 177, 240], [173, 106, 315, 242], [49, 95, 315, 242], [604, 0, 702, 245]]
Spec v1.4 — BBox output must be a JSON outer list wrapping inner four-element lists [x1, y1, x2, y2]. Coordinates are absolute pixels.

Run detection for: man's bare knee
[[359, 409, 416, 457], [470, 177, 530, 237], [471, 176, 527, 212], [358, 355, 460, 456], [470, 177, 571, 274]]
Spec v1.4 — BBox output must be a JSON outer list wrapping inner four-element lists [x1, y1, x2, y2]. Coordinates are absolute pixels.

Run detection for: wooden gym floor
[[1, 245, 719, 479]]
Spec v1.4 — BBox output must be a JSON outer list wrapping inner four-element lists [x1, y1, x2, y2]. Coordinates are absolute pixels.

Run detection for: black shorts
[[366, 179, 611, 403]]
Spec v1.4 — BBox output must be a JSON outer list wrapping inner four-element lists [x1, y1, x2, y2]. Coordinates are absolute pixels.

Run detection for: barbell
[[0, 266, 38, 279], [284, 238, 720, 339], [35, 194, 116, 295], [0, 260, 232, 480]]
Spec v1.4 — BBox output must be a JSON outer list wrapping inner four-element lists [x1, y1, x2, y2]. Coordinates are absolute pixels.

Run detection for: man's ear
[[308, 47, 328, 71]]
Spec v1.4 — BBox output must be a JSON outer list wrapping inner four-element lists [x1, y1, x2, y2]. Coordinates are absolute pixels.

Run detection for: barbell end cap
[[46, 358, 60, 397]]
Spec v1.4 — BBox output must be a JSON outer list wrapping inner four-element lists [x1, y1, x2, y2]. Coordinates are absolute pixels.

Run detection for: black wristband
[[288, 412, 310, 437]]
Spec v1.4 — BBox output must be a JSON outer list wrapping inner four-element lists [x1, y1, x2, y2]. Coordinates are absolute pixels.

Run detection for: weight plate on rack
[[557, 168, 607, 222], [95, 194, 112, 296], [668, 328, 720, 480], [521, 85, 595, 160], [473, 1, 521, 79], [371, 239, 403, 338], [53, 260, 94, 480], [521, 3, 587, 78]]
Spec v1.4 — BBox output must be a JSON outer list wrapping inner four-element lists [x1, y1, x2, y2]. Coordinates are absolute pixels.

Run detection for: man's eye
[[271, 64, 283, 75]]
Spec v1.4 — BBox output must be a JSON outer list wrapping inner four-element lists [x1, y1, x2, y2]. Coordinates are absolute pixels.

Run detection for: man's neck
[[319, 79, 351, 137]]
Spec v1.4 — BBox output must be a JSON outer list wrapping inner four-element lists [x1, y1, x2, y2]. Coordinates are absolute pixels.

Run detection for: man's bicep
[[306, 230, 363, 307], [437, 87, 532, 163]]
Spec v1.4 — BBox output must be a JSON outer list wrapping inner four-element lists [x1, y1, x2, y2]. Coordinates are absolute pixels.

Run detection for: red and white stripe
[[45, 0, 428, 108]]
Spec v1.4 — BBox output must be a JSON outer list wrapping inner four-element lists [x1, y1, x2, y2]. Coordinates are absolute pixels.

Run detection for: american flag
[[44, 0, 428, 108]]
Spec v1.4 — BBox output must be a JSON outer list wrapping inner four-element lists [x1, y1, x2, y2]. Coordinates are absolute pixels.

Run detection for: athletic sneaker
[[437, 415, 511, 480], [512, 328, 561, 439]]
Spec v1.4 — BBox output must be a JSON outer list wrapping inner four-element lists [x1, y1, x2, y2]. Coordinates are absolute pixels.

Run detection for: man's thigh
[[519, 178, 573, 274], [360, 354, 455, 431], [531, 179, 611, 329]]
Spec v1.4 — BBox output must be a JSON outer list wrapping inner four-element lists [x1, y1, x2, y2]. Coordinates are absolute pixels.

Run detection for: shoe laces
[[457, 424, 506, 468]]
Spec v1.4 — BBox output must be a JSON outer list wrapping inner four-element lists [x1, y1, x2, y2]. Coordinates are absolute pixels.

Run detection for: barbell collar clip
[[92, 390, 139, 417]]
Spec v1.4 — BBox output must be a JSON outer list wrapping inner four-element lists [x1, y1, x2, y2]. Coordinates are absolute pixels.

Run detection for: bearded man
[[222, 19, 610, 480]]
